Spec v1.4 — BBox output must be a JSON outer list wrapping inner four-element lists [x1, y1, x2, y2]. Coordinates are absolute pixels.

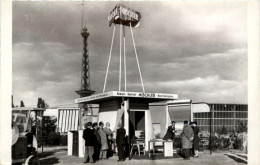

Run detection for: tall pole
[[119, 23, 122, 91], [123, 25, 126, 91], [209, 105, 212, 155]]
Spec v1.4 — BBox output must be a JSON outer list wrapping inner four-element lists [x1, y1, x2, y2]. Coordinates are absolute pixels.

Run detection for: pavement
[[38, 146, 247, 165]]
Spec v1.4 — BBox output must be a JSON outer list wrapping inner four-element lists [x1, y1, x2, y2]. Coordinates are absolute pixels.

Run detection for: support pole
[[130, 22, 145, 93], [35, 111, 37, 139], [41, 112, 43, 155], [123, 25, 126, 91], [124, 99, 129, 136], [209, 105, 212, 155], [119, 23, 122, 91], [103, 25, 116, 93], [123, 98, 130, 160]]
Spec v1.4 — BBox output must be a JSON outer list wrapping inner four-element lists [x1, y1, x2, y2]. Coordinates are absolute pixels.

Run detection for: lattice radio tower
[[76, 1, 95, 119]]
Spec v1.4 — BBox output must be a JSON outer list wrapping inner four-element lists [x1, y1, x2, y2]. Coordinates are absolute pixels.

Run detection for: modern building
[[150, 102, 248, 136], [193, 103, 248, 132]]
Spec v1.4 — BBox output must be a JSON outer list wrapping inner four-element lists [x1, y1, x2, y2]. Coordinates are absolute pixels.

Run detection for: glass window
[[230, 119, 234, 126], [219, 112, 222, 118], [205, 112, 208, 118], [228, 112, 232, 118], [235, 112, 238, 118], [197, 119, 201, 125], [213, 120, 217, 125]]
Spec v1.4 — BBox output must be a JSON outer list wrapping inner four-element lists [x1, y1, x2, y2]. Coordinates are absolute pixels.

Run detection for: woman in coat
[[181, 120, 194, 160], [104, 122, 114, 158], [98, 122, 109, 159]]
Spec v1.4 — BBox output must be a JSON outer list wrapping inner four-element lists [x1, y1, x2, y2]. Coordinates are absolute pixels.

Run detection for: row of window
[[198, 125, 239, 132], [194, 112, 247, 118], [209, 104, 248, 111], [194, 119, 247, 126]]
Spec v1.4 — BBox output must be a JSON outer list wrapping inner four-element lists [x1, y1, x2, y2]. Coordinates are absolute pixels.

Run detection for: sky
[[12, 1, 248, 107]]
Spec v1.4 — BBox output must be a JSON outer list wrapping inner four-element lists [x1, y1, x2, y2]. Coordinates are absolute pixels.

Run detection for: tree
[[20, 100, 25, 107], [236, 121, 247, 133], [41, 99, 46, 108], [37, 98, 42, 108], [37, 98, 48, 108], [12, 95, 14, 108]]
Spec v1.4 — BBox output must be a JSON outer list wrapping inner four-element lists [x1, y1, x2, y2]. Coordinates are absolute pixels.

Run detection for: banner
[[108, 4, 141, 27]]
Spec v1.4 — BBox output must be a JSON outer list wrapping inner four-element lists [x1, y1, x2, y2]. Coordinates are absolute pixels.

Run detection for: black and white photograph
[[0, 0, 259, 165]]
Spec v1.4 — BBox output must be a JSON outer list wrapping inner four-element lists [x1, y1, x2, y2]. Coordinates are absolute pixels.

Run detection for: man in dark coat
[[163, 121, 176, 140], [92, 122, 101, 162], [83, 122, 95, 163], [116, 122, 126, 162], [192, 121, 200, 157], [181, 120, 194, 160], [189, 122, 194, 156]]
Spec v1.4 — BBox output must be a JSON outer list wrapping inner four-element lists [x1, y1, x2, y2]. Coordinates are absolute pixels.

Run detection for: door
[[72, 131, 79, 156]]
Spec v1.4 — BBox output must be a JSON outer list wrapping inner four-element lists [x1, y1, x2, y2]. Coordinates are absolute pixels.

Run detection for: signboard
[[192, 103, 210, 113], [108, 4, 141, 27], [75, 91, 178, 104]]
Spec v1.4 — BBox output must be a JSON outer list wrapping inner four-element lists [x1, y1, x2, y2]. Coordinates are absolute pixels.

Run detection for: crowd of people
[[82, 120, 200, 163], [164, 120, 200, 160], [82, 121, 126, 163]]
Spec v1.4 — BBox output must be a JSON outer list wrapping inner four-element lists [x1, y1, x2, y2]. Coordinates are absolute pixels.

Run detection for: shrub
[[233, 134, 244, 150], [47, 132, 61, 146], [60, 135, 68, 146]]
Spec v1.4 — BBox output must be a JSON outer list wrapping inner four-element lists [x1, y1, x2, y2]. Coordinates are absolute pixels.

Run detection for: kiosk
[[68, 4, 179, 157], [71, 91, 177, 157]]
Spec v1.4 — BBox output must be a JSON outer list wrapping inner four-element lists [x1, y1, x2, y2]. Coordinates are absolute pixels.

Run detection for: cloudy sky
[[12, 1, 247, 107]]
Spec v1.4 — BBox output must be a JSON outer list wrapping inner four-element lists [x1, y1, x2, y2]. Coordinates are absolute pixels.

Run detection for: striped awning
[[58, 108, 79, 133]]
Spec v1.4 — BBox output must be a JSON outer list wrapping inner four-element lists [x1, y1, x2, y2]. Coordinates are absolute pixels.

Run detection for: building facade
[[193, 103, 248, 132]]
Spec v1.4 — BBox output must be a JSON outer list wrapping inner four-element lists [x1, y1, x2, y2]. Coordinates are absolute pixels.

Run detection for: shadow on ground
[[130, 152, 183, 160], [40, 157, 59, 165], [38, 151, 60, 165], [224, 154, 247, 164]]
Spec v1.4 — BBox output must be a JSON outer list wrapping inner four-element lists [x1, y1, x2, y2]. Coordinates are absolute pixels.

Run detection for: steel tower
[[76, 27, 95, 97], [76, 27, 95, 120]]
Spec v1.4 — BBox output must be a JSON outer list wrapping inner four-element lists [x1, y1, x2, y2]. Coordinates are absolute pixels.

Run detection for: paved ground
[[38, 147, 247, 165]]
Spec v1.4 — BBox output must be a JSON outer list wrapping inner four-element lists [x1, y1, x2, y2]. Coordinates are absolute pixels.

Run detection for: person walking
[[181, 120, 194, 160], [116, 122, 126, 162], [83, 122, 95, 163], [193, 121, 200, 157], [98, 121, 109, 159], [92, 122, 101, 162], [104, 122, 114, 158]]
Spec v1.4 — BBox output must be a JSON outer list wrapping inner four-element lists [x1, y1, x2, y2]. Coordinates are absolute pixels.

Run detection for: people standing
[[83, 122, 95, 163], [189, 122, 194, 157], [192, 121, 200, 157], [98, 121, 109, 159], [116, 122, 126, 162], [104, 122, 114, 158], [92, 122, 101, 162], [181, 120, 194, 160]]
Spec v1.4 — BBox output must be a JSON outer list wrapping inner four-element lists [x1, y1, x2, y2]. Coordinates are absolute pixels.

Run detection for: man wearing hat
[[163, 121, 176, 141], [181, 120, 194, 160], [83, 122, 95, 163], [116, 122, 126, 162]]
